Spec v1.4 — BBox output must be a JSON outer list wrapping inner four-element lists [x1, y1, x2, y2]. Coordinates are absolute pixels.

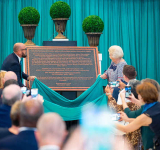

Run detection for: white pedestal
[[98, 53, 102, 74], [52, 39, 69, 41]]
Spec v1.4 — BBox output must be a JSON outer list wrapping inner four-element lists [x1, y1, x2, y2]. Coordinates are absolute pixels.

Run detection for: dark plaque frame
[[25, 46, 100, 91], [43, 41, 77, 46]]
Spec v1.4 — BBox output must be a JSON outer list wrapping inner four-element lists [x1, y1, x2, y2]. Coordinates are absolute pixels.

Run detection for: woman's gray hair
[[108, 45, 124, 59], [141, 78, 160, 102], [128, 80, 141, 99]]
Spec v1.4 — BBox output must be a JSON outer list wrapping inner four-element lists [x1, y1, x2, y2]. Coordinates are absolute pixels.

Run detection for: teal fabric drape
[[32, 76, 108, 121], [0, 0, 160, 83]]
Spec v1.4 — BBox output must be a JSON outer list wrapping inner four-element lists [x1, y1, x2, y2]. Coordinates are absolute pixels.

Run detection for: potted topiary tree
[[18, 7, 40, 45], [82, 15, 104, 47], [50, 1, 71, 39]]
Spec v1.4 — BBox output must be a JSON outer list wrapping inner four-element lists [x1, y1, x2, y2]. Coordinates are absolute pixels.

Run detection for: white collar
[[39, 145, 60, 150], [19, 127, 37, 132], [14, 52, 21, 63]]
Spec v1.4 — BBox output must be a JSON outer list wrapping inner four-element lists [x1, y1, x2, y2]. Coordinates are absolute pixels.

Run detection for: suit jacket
[[0, 104, 11, 128], [0, 130, 38, 150], [0, 127, 14, 140], [1, 53, 28, 87]]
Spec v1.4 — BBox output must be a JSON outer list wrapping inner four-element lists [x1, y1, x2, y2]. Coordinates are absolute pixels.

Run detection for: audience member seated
[[35, 113, 67, 150], [0, 99, 44, 150], [2, 71, 17, 83], [0, 101, 21, 140], [116, 82, 160, 150], [127, 78, 160, 106], [105, 79, 141, 149], [0, 79, 19, 106], [0, 71, 18, 105], [117, 65, 137, 105], [106, 79, 141, 112], [0, 84, 22, 128], [120, 78, 160, 150]]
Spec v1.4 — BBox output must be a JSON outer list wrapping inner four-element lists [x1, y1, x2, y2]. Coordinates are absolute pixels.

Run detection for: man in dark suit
[[0, 101, 21, 140], [1, 43, 36, 87], [0, 99, 44, 150], [0, 84, 22, 128]]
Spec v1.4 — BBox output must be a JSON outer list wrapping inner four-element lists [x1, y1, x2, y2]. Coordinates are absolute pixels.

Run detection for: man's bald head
[[20, 100, 43, 128], [3, 71, 17, 82], [2, 84, 22, 106], [13, 43, 27, 58], [36, 113, 66, 146], [13, 43, 25, 52]]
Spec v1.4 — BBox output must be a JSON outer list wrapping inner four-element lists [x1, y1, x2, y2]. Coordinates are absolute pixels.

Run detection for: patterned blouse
[[108, 96, 141, 148], [104, 61, 127, 82]]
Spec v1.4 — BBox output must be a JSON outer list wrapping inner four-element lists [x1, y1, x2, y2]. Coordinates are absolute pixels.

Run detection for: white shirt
[[14, 52, 21, 63], [39, 145, 60, 150], [113, 120, 129, 135], [117, 88, 131, 105], [117, 79, 136, 105], [19, 127, 37, 132]]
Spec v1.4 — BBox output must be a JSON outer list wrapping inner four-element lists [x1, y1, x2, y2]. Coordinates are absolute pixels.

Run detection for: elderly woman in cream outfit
[[100, 45, 127, 100]]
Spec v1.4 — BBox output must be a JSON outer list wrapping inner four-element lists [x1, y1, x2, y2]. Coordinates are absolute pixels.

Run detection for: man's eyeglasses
[[21, 48, 27, 51]]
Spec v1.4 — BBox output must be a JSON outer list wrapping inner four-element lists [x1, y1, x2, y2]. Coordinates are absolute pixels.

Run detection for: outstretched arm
[[116, 114, 151, 133]]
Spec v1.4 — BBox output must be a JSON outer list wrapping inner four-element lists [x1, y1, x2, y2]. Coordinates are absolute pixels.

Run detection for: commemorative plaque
[[25, 46, 100, 91]]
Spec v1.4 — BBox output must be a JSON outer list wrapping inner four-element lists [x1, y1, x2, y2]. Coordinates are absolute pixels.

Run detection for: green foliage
[[50, 1, 71, 19], [18, 7, 40, 24], [82, 15, 104, 33]]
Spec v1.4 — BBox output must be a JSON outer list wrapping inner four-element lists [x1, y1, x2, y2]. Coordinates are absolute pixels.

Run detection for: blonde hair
[[0, 71, 7, 89], [10, 101, 22, 126], [108, 45, 124, 59]]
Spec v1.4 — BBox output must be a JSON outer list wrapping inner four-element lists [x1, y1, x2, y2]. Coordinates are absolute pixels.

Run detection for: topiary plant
[[82, 15, 104, 33], [50, 1, 71, 19], [18, 7, 40, 24]]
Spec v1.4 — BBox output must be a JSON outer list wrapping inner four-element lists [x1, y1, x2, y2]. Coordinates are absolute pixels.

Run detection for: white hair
[[108, 45, 124, 59]]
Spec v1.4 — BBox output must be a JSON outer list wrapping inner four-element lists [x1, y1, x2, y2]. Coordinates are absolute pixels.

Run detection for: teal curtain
[[0, 0, 160, 82], [32, 76, 107, 121]]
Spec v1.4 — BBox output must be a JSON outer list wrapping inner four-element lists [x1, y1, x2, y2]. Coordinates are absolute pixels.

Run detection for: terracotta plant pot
[[53, 18, 69, 39], [86, 32, 102, 47], [21, 24, 38, 45]]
